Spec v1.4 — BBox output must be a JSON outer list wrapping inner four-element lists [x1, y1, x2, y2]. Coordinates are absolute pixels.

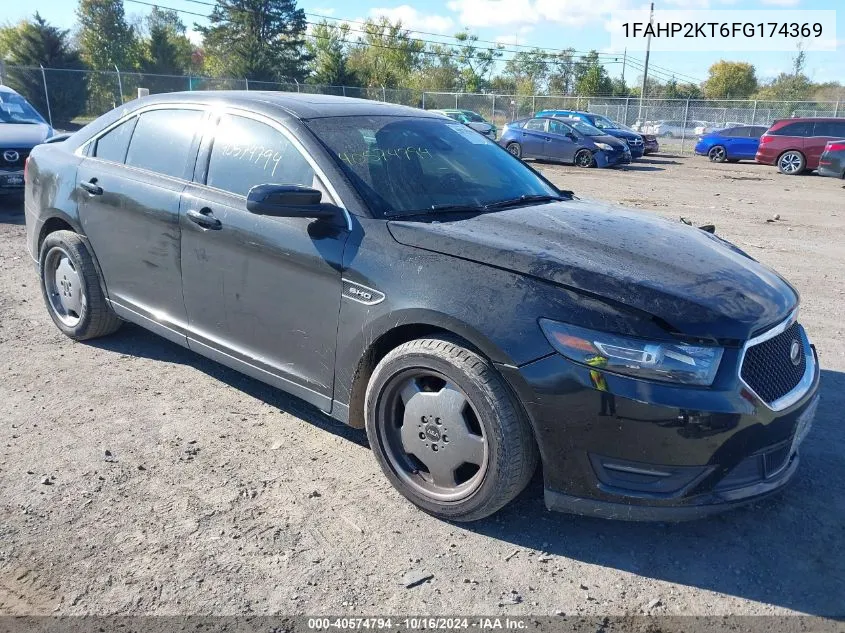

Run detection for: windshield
[[0, 93, 46, 125], [565, 120, 604, 136], [462, 111, 485, 123], [589, 115, 619, 131], [307, 116, 560, 218]]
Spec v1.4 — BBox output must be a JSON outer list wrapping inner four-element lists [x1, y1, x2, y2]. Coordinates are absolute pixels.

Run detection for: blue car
[[694, 125, 768, 162], [499, 117, 631, 168], [536, 110, 645, 158]]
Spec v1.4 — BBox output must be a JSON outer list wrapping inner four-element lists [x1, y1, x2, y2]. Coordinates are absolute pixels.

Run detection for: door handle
[[544, 137, 552, 141], [79, 179, 103, 195], [186, 207, 222, 230]]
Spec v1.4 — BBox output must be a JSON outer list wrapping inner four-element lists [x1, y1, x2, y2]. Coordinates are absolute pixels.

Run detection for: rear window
[[525, 119, 547, 131], [812, 121, 845, 137], [770, 121, 812, 137], [125, 109, 204, 178]]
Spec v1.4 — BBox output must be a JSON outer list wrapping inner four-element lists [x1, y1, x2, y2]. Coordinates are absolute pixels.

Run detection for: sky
[[4, 0, 844, 87]]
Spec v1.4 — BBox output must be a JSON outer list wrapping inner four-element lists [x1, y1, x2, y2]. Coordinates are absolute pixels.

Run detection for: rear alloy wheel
[[574, 149, 595, 168], [365, 337, 538, 522], [506, 142, 522, 158], [708, 145, 727, 163], [778, 150, 805, 175], [39, 230, 122, 340]]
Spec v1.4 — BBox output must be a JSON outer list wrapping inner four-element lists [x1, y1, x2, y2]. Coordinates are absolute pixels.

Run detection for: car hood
[[387, 200, 797, 341], [591, 134, 628, 149], [605, 129, 641, 141], [0, 122, 52, 146]]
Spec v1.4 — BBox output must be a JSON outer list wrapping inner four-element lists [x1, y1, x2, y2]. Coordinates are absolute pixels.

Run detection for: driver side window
[[206, 114, 318, 198]]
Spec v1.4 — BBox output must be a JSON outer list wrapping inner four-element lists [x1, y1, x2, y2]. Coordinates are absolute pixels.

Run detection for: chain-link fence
[[2, 64, 843, 153]]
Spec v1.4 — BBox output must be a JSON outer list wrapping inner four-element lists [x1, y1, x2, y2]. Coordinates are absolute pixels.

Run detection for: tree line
[[1, 0, 843, 125]]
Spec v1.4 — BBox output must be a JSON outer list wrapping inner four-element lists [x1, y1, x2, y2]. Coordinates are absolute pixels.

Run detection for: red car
[[756, 117, 845, 175]]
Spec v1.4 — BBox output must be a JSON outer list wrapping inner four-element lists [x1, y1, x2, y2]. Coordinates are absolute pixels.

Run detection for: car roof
[[0, 85, 21, 95], [124, 91, 439, 120], [772, 117, 844, 123]]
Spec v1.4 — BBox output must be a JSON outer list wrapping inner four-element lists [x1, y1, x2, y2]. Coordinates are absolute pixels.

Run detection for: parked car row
[[694, 117, 845, 179], [493, 110, 659, 169]]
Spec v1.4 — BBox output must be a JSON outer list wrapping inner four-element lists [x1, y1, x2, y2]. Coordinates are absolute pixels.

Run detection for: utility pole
[[621, 48, 627, 87], [637, 2, 654, 123]]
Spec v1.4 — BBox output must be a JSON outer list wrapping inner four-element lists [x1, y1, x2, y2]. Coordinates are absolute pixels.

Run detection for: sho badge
[[342, 279, 385, 305]]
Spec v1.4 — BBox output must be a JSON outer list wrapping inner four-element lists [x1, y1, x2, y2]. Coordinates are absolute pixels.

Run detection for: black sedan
[[498, 117, 631, 167], [24, 92, 818, 521], [818, 139, 845, 178]]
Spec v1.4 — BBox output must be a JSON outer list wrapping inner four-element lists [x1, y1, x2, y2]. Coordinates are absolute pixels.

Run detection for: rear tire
[[365, 337, 538, 522], [506, 142, 522, 158], [39, 230, 122, 341], [777, 150, 805, 175]]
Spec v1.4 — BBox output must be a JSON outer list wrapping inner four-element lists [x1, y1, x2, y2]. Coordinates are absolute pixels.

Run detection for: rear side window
[[93, 117, 137, 163], [813, 121, 845, 137], [524, 119, 547, 132], [125, 109, 204, 178], [206, 114, 315, 197], [719, 127, 742, 137], [771, 121, 812, 137], [749, 126, 768, 138]]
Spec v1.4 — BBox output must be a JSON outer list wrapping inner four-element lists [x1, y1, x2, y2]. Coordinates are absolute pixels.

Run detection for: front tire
[[777, 150, 805, 175], [574, 149, 595, 168], [39, 230, 122, 340], [506, 142, 522, 158], [365, 337, 538, 522]]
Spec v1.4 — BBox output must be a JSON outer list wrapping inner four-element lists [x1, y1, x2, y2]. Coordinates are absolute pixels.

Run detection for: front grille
[[629, 138, 643, 145], [0, 148, 30, 170], [741, 321, 806, 404]]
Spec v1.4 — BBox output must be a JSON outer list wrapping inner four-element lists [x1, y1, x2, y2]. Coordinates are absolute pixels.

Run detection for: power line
[[123, 0, 623, 68], [122, 0, 699, 85]]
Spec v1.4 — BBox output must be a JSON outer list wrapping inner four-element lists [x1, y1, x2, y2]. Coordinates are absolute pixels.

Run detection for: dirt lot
[[1, 155, 843, 618]]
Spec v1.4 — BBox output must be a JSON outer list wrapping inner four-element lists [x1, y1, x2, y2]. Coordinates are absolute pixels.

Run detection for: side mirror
[[566, 132, 579, 141], [246, 184, 337, 218]]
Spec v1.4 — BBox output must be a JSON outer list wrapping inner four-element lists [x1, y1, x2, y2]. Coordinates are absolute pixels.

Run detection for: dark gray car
[[24, 92, 818, 522]]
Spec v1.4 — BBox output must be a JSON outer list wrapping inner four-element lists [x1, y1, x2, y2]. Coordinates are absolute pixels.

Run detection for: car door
[[179, 110, 349, 410], [733, 127, 762, 159], [76, 106, 206, 343], [545, 119, 577, 163], [718, 127, 741, 157], [520, 119, 549, 158]]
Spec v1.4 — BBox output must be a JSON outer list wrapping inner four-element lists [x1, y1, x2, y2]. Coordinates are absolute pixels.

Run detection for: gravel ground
[[1, 155, 843, 617]]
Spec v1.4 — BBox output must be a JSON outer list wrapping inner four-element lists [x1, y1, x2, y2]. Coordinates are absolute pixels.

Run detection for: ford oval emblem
[[789, 339, 802, 366]]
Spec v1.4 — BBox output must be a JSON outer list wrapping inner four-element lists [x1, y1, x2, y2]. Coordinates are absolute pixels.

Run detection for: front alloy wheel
[[365, 337, 538, 521], [708, 146, 727, 162], [574, 149, 595, 168], [378, 370, 488, 501]]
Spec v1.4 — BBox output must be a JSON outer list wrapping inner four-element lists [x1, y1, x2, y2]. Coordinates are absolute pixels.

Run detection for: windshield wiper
[[483, 194, 570, 210], [387, 203, 486, 218]]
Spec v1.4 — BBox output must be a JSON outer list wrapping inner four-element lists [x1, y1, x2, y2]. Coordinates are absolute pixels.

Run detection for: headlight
[[594, 142, 614, 151], [539, 319, 723, 386]]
